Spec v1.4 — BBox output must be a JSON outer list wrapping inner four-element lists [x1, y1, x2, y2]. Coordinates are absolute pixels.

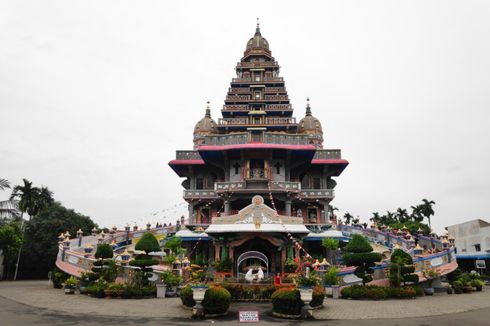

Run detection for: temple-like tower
[[169, 22, 348, 227]]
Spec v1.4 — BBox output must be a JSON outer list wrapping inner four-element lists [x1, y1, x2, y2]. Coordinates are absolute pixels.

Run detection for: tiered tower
[[170, 22, 348, 226]]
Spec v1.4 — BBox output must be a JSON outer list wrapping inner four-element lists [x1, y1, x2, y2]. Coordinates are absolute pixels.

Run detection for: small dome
[[298, 99, 323, 135], [193, 102, 217, 135], [246, 22, 269, 50]]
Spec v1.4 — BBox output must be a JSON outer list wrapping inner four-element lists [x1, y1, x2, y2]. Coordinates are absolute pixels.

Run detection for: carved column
[[285, 199, 292, 216]]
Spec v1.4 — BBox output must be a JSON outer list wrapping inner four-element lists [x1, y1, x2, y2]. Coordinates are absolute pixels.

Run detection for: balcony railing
[[203, 133, 249, 146], [226, 95, 250, 101], [264, 95, 289, 101], [298, 189, 334, 199], [218, 117, 296, 126], [215, 180, 300, 193], [264, 87, 286, 93], [236, 61, 279, 68], [201, 133, 326, 146], [222, 105, 249, 111], [265, 104, 292, 111], [215, 181, 246, 192], [176, 150, 202, 160], [263, 133, 320, 145], [232, 77, 284, 83], [228, 88, 251, 94], [313, 149, 342, 160], [183, 190, 219, 199]]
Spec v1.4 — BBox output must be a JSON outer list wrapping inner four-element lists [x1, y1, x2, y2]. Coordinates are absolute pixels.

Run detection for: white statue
[[245, 269, 254, 283], [257, 267, 264, 281]]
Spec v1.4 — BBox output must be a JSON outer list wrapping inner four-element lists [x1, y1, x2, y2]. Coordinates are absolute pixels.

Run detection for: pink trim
[[198, 143, 316, 151], [168, 159, 205, 165], [311, 159, 349, 165], [55, 260, 86, 278]]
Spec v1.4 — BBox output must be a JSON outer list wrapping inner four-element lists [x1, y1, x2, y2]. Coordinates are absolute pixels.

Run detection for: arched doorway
[[236, 251, 268, 278], [233, 237, 279, 278]]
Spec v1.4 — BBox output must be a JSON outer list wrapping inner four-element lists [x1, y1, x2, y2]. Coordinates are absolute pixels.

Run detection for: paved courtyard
[[1, 281, 490, 322]]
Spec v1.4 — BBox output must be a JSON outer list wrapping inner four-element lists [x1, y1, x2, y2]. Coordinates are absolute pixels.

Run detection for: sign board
[[238, 311, 259, 323], [475, 260, 486, 269]]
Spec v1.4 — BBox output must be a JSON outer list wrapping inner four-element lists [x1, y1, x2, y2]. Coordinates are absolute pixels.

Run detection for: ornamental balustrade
[[313, 149, 342, 160], [232, 77, 284, 83], [226, 95, 250, 101], [298, 189, 334, 199], [203, 133, 249, 145], [265, 117, 296, 125], [176, 150, 202, 160], [183, 190, 219, 199], [263, 133, 315, 145], [215, 181, 247, 192], [222, 105, 249, 111], [218, 117, 249, 125], [265, 104, 292, 111], [236, 61, 279, 68], [264, 87, 286, 93], [264, 95, 289, 101], [228, 88, 251, 94]]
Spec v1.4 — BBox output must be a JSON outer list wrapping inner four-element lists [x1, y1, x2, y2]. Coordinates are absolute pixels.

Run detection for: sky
[[1, 1, 489, 233]]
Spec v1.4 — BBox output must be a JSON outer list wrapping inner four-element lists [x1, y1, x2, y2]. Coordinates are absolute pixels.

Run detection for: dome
[[298, 99, 323, 135], [246, 22, 269, 50], [193, 102, 217, 135]]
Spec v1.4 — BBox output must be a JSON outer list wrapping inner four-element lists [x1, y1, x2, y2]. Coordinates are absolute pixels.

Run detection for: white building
[[446, 219, 490, 274]]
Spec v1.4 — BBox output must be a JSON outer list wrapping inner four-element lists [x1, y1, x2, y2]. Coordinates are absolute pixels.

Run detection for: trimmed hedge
[[203, 286, 232, 314], [128, 259, 159, 267], [341, 285, 417, 300], [271, 286, 325, 316], [95, 243, 114, 259], [181, 286, 231, 314], [135, 233, 160, 253]]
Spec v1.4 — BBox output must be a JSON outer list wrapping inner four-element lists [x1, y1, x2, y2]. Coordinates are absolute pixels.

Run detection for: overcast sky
[[1, 1, 489, 233]]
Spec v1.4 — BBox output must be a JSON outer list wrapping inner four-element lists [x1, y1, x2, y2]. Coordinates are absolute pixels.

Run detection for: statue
[[245, 269, 254, 283], [257, 267, 264, 281]]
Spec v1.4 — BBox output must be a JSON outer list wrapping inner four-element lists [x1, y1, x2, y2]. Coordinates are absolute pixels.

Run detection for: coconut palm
[[419, 199, 435, 231], [343, 212, 353, 225], [410, 205, 424, 223], [0, 178, 21, 220], [10, 179, 40, 219], [396, 208, 409, 223], [370, 212, 381, 224]]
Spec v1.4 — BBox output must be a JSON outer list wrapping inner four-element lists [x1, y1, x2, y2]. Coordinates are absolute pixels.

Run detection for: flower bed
[[341, 285, 419, 300], [222, 284, 276, 301]]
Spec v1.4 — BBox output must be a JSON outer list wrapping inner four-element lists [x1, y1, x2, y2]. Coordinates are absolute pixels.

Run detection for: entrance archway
[[236, 251, 269, 278]]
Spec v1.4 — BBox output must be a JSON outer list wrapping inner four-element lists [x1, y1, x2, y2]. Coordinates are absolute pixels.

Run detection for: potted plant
[[191, 283, 209, 318], [162, 272, 182, 297], [284, 258, 298, 273], [63, 276, 78, 294], [323, 267, 340, 298], [453, 280, 464, 294], [422, 268, 440, 295], [295, 271, 320, 307], [471, 279, 484, 292]]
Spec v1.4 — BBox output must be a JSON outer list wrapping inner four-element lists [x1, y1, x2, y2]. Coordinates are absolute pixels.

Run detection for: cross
[[233, 162, 241, 175], [274, 162, 282, 174]]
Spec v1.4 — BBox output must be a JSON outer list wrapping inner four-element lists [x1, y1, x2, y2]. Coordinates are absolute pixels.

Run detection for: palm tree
[[396, 208, 409, 223], [370, 212, 381, 224], [343, 212, 353, 225], [10, 179, 40, 219], [322, 238, 339, 264], [410, 205, 423, 223], [419, 199, 436, 231], [1, 178, 21, 220]]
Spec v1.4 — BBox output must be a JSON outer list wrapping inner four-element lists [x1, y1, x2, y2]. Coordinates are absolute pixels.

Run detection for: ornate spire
[[306, 97, 312, 116], [205, 100, 211, 118], [255, 18, 261, 36]]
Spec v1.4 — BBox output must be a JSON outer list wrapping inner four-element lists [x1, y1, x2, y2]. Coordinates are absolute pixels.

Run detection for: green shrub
[[95, 243, 114, 259], [284, 259, 298, 273], [63, 276, 78, 288], [310, 286, 326, 307], [181, 285, 196, 307], [343, 234, 382, 285], [324, 267, 340, 285], [161, 272, 183, 287], [135, 233, 161, 253], [389, 249, 418, 287], [203, 286, 231, 314], [413, 286, 425, 297], [216, 258, 233, 272], [341, 285, 416, 300], [129, 259, 159, 267], [52, 269, 69, 289], [87, 278, 106, 298], [271, 288, 303, 315]]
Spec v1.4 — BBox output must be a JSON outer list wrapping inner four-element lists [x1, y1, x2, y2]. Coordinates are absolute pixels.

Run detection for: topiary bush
[[135, 233, 161, 253], [95, 243, 114, 259], [203, 286, 231, 314], [271, 288, 303, 316], [341, 285, 417, 300], [343, 234, 382, 285], [389, 249, 419, 287], [180, 285, 196, 307]]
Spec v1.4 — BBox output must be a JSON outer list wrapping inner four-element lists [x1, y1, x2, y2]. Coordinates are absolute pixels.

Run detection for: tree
[[419, 199, 435, 231], [396, 208, 409, 223], [135, 232, 161, 254], [343, 234, 382, 285], [10, 179, 40, 218], [0, 222, 23, 279], [0, 178, 20, 221], [322, 238, 339, 264], [18, 202, 96, 279], [343, 212, 353, 225], [370, 212, 381, 224], [95, 243, 114, 259], [389, 249, 418, 287], [164, 236, 185, 256], [410, 205, 424, 223]]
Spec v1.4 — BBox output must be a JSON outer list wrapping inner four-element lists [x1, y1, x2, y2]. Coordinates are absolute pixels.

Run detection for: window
[[475, 244, 481, 252], [255, 74, 261, 81], [196, 178, 204, 190], [313, 177, 321, 189], [254, 91, 261, 99], [233, 163, 241, 175]]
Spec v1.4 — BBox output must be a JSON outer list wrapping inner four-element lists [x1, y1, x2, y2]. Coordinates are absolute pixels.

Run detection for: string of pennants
[[266, 181, 311, 259]]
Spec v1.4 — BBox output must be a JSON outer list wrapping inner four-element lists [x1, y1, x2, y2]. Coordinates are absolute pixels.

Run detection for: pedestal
[[156, 284, 166, 298], [299, 287, 314, 319]]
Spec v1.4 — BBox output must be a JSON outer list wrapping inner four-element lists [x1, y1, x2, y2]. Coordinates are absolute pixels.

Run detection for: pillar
[[285, 199, 292, 216], [224, 200, 230, 216], [215, 245, 220, 261]]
